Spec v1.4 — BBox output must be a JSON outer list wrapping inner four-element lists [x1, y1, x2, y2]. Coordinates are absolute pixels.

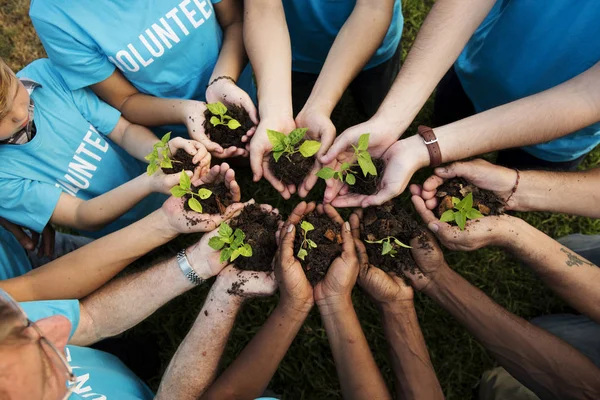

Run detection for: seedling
[[268, 128, 321, 162], [440, 192, 483, 230], [365, 236, 412, 258], [316, 133, 377, 185], [209, 222, 253, 263], [145, 132, 178, 175], [207, 101, 241, 130], [297, 221, 318, 261], [169, 172, 212, 213]]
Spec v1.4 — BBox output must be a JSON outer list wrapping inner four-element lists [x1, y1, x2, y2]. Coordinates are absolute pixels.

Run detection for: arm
[[210, 0, 246, 85]]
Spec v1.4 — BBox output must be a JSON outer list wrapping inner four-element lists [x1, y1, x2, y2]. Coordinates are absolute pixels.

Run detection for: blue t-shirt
[[0, 59, 164, 238], [0, 226, 32, 280], [283, 0, 403, 74], [20, 299, 154, 400], [455, 0, 600, 162], [30, 0, 256, 137]]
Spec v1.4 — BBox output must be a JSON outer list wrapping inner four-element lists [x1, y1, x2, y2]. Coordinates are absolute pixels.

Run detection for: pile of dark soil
[[229, 204, 281, 272], [434, 177, 505, 218], [349, 158, 385, 195], [183, 182, 233, 215], [294, 211, 343, 285], [161, 149, 196, 174], [269, 140, 315, 187], [361, 202, 424, 276], [204, 103, 254, 149]]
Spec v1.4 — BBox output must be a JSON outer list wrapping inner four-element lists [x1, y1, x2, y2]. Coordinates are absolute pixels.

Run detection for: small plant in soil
[[170, 172, 212, 213], [204, 101, 254, 148], [316, 133, 377, 186], [439, 192, 483, 230], [365, 236, 411, 258], [297, 221, 318, 261], [209, 222, 253, 263], [268, 128, 321, 186], [145, 132, 174, 175], [207, 101, 241, 130], [435, 177, 506, 219]]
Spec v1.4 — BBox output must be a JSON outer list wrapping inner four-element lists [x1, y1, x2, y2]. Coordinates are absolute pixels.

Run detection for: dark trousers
[[433, 67, 586, 172]]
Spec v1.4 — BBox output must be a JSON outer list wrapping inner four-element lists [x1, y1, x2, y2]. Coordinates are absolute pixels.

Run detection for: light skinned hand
[[166, 137, 211, 180], [217, 265, 277, 300]]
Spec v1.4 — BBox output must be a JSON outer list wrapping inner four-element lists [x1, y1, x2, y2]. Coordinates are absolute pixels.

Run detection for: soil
[[361, 202, 424, 277], [269, 141, 315, 186], [183, 182, 233, 215], [161, 149, 196, 174], [434, 177, 505, 218], [229, 204, 281, 272], [348, 158, 385, 195], [204, 102, 254, 149], [294, 211, 343, 285]]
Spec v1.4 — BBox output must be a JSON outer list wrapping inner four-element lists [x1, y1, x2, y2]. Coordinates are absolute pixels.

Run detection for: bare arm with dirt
[[404, 232, 600, 400]]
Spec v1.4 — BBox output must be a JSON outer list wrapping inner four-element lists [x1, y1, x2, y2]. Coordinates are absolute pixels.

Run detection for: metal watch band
[[176, 249, 204, 286], [417, 125, 442, 167]]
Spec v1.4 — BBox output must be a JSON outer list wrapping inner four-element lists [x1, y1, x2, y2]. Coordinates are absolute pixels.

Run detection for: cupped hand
[[194, 163, 242, 203], [186, 228, 230, 280], [216, 265, 277, 300], [405, 231, 448, 293]]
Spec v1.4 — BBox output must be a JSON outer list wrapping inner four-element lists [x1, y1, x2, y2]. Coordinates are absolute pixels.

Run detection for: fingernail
[[344, 221, 350, 231], [287, 224, 294, 233], [428, 222, 439, 232]]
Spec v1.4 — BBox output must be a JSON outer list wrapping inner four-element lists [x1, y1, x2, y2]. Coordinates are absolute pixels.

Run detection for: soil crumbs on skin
[[204, 103, 254, 149], [183, 182, 233, 215], [161, 149, 196, 175], [349, 158, 385, 195], [361, 202, 424, 276], [269, 140, 315, 187], [230, 204, 281, 272], [435, 177, 506, 217], [294, 212, 343, 285]]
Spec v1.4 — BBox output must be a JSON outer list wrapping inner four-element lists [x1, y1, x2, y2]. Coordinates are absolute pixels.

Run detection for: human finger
[[422, 175, 445, 196], [349, 212, 361, 239]]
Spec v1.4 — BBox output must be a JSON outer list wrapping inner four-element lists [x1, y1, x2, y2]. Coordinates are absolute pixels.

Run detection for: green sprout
[[145, 132, 178, 175], [208, 222, 253, 263], [316, 133, 377, 185], [439, 192, 483, 230], [267, 128, 321, 162], [365, 236, 412, 258], [207, 101, 241, 130], [169, 172, 212, 213], [297, 221, 317, 261]]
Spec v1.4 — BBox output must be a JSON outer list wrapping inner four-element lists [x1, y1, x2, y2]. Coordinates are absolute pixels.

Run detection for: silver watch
[[176, 249, 205, 286]]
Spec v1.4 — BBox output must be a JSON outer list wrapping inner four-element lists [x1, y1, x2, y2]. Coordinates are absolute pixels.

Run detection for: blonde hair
[[0, 58, 17, 120]]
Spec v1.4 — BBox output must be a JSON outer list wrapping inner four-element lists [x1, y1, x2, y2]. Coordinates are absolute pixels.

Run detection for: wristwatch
[[176, 249, 205, 286]]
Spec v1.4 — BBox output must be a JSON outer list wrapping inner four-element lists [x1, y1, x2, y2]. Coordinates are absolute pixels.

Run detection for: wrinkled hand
[[405, 231, 448, 293], [0, 218, 55, 258], [418, 159, 519, 211], [248, 116, 297, 199], [216, 265, 277, 300], [295, 108, 336, 198], [167, 137, 211, 180], [410, 188, 515, 251]]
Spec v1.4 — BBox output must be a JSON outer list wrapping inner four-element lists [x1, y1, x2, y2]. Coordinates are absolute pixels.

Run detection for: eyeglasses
[[0, 291, 77, 400]]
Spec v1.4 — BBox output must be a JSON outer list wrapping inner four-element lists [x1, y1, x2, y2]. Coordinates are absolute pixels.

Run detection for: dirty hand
[[165, 137, 211, 180], [216, 265, 277, 301], [186, 227, 230, 280], [195, 163, 242, 203], [403, 231, 448, 293]]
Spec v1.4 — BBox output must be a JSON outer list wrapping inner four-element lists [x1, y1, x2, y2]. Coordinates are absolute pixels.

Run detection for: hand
[[167, 137, 211, 180], [186, 228, 230, 280], [404, 231, 448, 293], [418, 159, 519, 211], [0, 218, 55, 258], [248, 116, 297, 199], [194, 162, 242, 202], [216, 265, 277, 301], [329, 135, 429, 208], [410, 188, 516, 251], [350, 212, 414, 306], [295, 107, 337, 198]]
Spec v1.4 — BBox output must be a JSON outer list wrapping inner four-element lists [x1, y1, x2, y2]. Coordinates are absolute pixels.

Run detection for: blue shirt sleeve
[[20, 299, 81, 339], [0, 178, 62, 233], [29, 0, 116, 90], [70, 87, 122, 136]]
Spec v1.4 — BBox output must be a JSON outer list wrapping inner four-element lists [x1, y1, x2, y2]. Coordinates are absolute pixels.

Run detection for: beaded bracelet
[[505, 169, 520, 204], [207, 75, 236, 88]]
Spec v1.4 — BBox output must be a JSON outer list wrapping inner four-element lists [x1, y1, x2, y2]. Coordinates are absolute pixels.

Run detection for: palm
[[405, 232, 446, 292], [360, 266, 414, 304], [218, 266, 277, 298], [313, 255, 357, 302]]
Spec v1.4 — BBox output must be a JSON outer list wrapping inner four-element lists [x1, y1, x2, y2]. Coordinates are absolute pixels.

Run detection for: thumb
[[250, 147, 264, 182], [434, 162, 472, 180], [321, 133, 352, 164]]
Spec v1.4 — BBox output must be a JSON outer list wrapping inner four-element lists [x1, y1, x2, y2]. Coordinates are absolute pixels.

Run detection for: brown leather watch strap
[[417, 125, 442, 167]]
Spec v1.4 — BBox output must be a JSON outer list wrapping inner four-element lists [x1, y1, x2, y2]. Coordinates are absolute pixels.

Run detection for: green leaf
[[316, 167, 336, 180], [272, 151, 284, 162], [188, 197, 203, 213], [297, 248, 308, 261], [340, 162, 352, 171], [197, 188, 213, 200], [267, 129, 286, 147], [161, 132, 171, 144], [232, 229, 245, 248], [452, 197, 460, 207], [455, 211, 467, 230], [334, 172, 343, 181], [357, 133, 370, 151], [457, 192, 473, 211], [283, 135, 291, 146], [231, 247, 243, 261], [147, 162, 159, 176], [298, 140, 321, 158], [307, 239, 318, 248], [440, 210, 455, 222], [345, 173, 356, 185], [301, 221, 315, 233], [210, 116, 221, 127], [467, 208, 484, 220], [207, 101, 228, 116], [170, 186, 188, 198], [179, 171, 192, 190], [272, 143, 285, 152], [234, 229, 246, 241], [357, 152, 377, 177], [144, 152, 155, 161], [208, 236, 225, 250], [219, 223, 233, 239], [160, 158, 173, 169], [227, 119, 241, 130], [381, 241, 393, 255], [288, 128, 308, 145], [393, 238, 412, 249], [239, 243, 253, 257], [365, 239, 384, 244], [220, 248, 234, 263]]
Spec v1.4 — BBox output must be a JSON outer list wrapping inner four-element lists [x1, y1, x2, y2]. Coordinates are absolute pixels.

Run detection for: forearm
[[381, 303, 443, 400], [116, 123, 160, 162], [1, 210, 177, 302], [202, 300, 310, 399], [320, 299, 391, 400], [243, 0, 293, 118], [304, 2, 393, 115], [376, 0, 496, 129], [426, 266, 600, 399], [156, 280, 243, 400], [210, 20, 245, 82], [119, 95, 192, 127]]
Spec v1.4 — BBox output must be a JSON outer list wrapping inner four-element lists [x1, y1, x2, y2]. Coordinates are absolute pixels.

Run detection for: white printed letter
[[180, 0, 204, 28]]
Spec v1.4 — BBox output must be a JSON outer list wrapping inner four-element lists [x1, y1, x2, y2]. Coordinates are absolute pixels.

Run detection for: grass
[[2, 1, 599, 399]]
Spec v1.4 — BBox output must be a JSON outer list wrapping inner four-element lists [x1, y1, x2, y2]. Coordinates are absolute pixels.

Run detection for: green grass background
[[2, 1, 599, 398]]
